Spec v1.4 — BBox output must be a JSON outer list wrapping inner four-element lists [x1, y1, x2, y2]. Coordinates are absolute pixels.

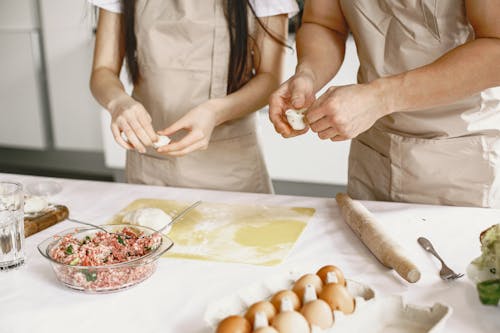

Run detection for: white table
[[0, 173, 499, 333]]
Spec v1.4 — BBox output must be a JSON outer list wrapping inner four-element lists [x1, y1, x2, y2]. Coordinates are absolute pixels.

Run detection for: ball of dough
[[285, 109, 307, 131], [122, 208, 172, 232], [153, 135, 171, 149]]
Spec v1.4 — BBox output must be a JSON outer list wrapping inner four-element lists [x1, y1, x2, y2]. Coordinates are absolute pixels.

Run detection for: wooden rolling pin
[[336, 193, 421, 283], [24, 205, 69, 237]]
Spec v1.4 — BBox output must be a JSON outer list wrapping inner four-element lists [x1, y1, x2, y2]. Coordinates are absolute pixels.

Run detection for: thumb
[[290, 78, 314, 109], [158, 118, 189, 137]]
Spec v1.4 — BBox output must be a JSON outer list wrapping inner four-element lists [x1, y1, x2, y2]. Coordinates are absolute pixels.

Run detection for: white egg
[[122, 208, 172, 232]]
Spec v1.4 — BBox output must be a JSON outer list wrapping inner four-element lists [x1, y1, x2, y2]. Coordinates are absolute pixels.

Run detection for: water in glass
[[0, 182, 25, 270]]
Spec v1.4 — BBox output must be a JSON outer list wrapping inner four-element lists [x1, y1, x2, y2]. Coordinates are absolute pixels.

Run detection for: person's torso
[[341, 0, 500, 207], [340, 0, 500, 138], [132, 0, 257, 142]]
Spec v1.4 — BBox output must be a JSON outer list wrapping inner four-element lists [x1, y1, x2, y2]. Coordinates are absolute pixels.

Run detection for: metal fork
[[417, 237, 464, 280]]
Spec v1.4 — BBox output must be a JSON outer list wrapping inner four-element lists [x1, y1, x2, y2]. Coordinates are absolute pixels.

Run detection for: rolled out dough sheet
[[109, 199, 316, 266]]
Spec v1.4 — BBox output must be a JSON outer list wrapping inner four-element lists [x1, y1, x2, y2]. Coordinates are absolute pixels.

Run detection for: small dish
[[26, 180, 62, 197], [38, 224, 173, 293]]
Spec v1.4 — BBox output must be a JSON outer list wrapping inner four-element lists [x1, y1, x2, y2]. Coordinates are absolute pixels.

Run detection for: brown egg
[[216, 315, 251, 333], [300, 299, 334, 329], [318, 283, 355, 314], [253, 328, 279, 333], [271, 310, 310, 333], [245, 301, 277, 325], [292, 274, 323, 302], [271, 290, 301, 311], [316, 265, 346, 286]]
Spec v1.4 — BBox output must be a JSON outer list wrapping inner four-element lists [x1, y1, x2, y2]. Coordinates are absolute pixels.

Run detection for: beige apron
[[125, 0, 273, 193], [341, 0, 500, 207]]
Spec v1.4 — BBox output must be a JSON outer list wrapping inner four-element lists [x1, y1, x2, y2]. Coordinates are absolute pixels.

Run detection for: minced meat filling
[[50, 227, 161, 266]]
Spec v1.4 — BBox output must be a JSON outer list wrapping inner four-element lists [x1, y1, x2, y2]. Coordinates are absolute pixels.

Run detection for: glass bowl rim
[[37, 224, 174, 269], [0, 181, 23, 196]]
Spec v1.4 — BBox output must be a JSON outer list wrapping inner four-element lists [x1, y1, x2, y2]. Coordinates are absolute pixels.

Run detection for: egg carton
[[204, 269, 452, 333]]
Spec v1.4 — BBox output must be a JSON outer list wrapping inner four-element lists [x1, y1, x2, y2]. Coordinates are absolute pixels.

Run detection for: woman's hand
[[269, 70, 316, 138], [108, 95, 158, 153], [306, 82, 393, 141], [157, 101, 218, 157]]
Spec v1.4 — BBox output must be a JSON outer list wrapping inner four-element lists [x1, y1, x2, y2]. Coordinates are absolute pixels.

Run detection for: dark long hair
[[122, 0, 287, 94]]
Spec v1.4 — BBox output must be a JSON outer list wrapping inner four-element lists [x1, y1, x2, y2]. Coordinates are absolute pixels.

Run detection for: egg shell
[[292, 274, 323, 303], [253, 327, 279, 333], [271, 311, 310, 333], [216, 315, 252, 333], [271, 290, 301, 311], [318, 283, 355, 314], [300, 299, 334, 329], [316, 265, 346, 286], [245, 301, 277, 325]]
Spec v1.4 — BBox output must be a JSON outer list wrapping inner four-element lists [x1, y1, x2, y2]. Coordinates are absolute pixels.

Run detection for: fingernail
[[292, 100, 302, 108]]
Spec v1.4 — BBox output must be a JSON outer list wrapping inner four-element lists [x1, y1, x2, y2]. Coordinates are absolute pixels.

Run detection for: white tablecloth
[[0, 173, 499, 333]]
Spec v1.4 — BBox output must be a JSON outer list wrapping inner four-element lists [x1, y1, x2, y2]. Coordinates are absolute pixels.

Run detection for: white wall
[[102, 38, 359, 186], [260, 37, 359, 185]]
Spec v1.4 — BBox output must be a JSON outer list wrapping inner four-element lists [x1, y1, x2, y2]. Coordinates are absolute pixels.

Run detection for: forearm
[[296, 23, 347, 92], [380, 38, 500, 114], [211, 71, 281, 126], [90, 68, 131, 112]]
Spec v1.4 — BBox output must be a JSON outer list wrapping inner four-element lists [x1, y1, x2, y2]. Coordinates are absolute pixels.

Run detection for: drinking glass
[[0, 182, 25, 270]]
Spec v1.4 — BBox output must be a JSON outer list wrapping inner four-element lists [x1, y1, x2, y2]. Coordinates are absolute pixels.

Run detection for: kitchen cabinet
[[0, 0, 102, 152], [0, 0, 48, 150], [38, 0, 103, 151]]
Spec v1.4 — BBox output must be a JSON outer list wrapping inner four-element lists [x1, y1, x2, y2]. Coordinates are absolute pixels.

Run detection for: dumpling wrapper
[[285, 109, 307, 131], [122, 208, 173, 233], [153, 135, 171, 149], [120, 132, 171, 149]]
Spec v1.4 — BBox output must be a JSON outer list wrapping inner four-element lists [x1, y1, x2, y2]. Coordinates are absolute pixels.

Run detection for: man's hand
[[269, 71, 316, 138], [306, 83, 392, 141]]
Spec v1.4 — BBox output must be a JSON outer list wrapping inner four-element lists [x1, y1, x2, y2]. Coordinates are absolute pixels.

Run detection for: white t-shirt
[[89, 0, 299, 17]]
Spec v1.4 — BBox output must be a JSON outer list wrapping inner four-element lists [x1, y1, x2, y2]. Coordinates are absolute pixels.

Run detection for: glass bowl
[[37, 224, 174, 293]]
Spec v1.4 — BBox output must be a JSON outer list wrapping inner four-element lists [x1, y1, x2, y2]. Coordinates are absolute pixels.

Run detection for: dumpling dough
[[153, 135, 171, 149], [120, 133, 171, 149], [122, 208, 173, 233], [285, 109, 307, 131], [24, 196, 49, 214]]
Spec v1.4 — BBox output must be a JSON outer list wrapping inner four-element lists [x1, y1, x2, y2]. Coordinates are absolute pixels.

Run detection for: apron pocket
[[347, 138, 391, 201], [389, 133, 494, 207]]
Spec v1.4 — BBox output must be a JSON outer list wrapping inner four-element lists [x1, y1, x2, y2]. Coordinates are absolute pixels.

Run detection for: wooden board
[[24, 205, 69, 237]]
